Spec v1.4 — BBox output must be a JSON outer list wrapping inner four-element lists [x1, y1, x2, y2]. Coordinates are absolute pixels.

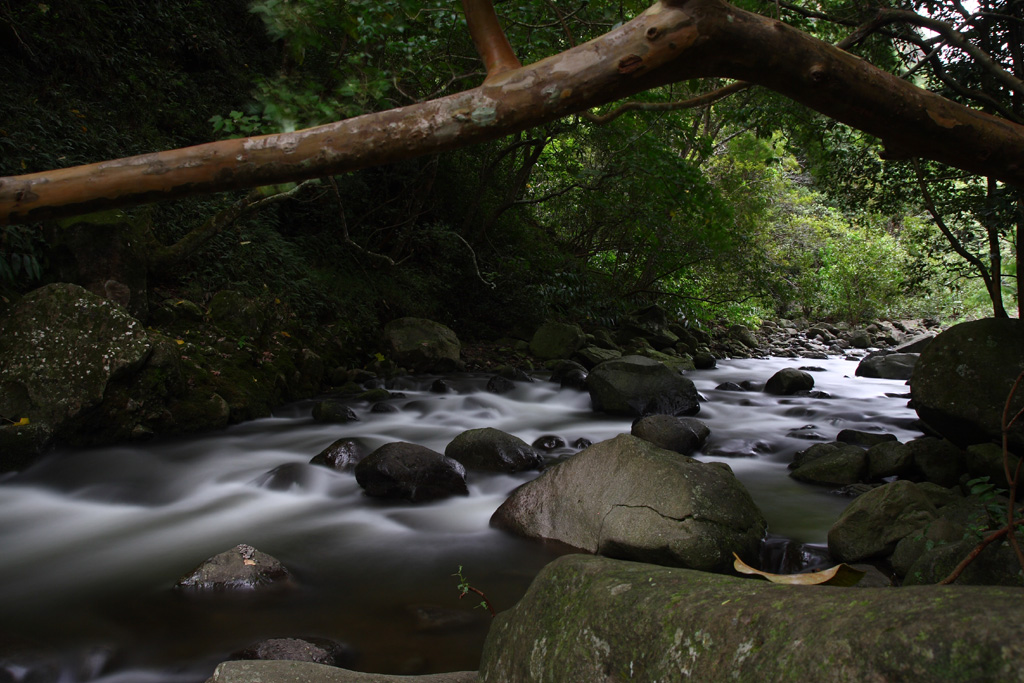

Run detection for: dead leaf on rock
[[733, 553, 865, 587]]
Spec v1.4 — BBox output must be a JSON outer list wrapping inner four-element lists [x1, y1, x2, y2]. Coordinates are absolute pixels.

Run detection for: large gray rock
[[382, 318, 461, 372], [828, 480, 938, 562], [207, 661, 478, 683], [586, 355, 699, 417], [0, 283, 152, 438], [529, 321, 585, 360], [355, 442, 468, 502], [479, 554, 1024, 683], [911, 318, 1024, 451], [490, 434, 766, 571], [856, 352, 918, 379], [444, 427, 543, 472]]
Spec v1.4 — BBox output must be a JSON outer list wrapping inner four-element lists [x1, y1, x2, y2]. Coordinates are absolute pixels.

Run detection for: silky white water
[[0, 357, 920, 680]]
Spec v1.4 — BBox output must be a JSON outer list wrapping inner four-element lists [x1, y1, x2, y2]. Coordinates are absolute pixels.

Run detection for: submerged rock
[[174, 543, 293, 593], [491, 434, 765, 572], [232, 637, 354, 667], [310, 438, 366, 471], [355, 442, 468, 502], [480, 554, 1024, 683]]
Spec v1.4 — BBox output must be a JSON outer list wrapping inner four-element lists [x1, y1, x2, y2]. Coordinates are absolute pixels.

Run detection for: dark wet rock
[[480, 554, 1024, 682], [250, 463, 318, 491], [837, 429, 898, 448], [728, 324, 759, 349], [310, 438, 365, 471], [715, 381, 745, 391], [827, 480, 938, 563], [786, 425, 827, 441], [630, 415, 710, 455], [0, 283, 152, 441], [866, 440, 914, 479], [492, 365, 534, 382], [692, 351, 716, 369], [856, 352, 918, 380], [896, 333, 936, 354], [444, 427, 543, 473], [847, 329, 873, 348], [739, 380, 764, 392], [355, 442, 468, 502], [370, 402, 399, 413], [233, 637, 354, 667], [429, 379, 451, 394], [548, 360, 588, 390], [764, 367, 814, 395], [789, 443, 867, 486], [312, 400, 359, 424], [532, 435, 565, 451], [491, 434, 766, 572], [572, 437, 592, 449], [587, 355, 699, 417], [485, 375, 515, 394], [357, 388, 391, 403], [911, 318, 1024, 451], [382, 318, 461, 373], [530, 321, 586, 361], [174, 543, 293, 593], [905, 437, 965, 487]]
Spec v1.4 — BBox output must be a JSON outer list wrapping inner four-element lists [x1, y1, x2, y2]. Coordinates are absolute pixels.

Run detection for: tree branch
[[462, 0, 521, 83], [583, 81, 752, 124]]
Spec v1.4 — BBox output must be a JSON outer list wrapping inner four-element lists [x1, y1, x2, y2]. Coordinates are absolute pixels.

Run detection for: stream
[[0, 356, 922, 682]]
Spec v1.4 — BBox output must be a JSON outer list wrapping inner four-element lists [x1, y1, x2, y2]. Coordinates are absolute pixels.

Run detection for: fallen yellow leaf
[[733, 553, 865, 587], [175, 339, 185, 345], [15, 417, 30, 426]]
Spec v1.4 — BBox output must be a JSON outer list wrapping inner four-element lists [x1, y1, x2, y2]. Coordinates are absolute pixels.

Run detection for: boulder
[[728, 324, 759, 349], [836, 429, 898, 448], [444, 427, 543, 473], [0, 283, 152, 440], [490, 434, 766, 572], [573, 345, 621, 369], [789, 445, 867, 486], [355, 442, 468, 502], [911, 318, 1024, 451], [965, 442, 1021, 488], [586, 355, 699, 417], [856, 352, 918, 380], [630, 415, 710, 455], [827, 480, 938, 562], [311, 400, 359, 424], [232, 637, 354, 667], [382, 318, 461, 372], [905, 437, 965, 487], [764, 367, 814, 395], [207, 661, 478, 682], [529, 321, 585, 360], [175, 544, 293, 593], [479, 554, 1024, 683], [866, 440, 914, 479]]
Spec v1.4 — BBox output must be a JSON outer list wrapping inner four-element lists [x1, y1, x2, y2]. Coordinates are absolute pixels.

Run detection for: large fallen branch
[[3, 0, 1024, 225]]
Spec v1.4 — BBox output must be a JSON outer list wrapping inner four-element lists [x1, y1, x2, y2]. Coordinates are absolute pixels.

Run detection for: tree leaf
[[732, 553, 866, 587]]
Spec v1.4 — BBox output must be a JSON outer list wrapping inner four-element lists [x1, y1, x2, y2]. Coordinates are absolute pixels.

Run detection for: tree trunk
[[3, 0, 1024, 225]]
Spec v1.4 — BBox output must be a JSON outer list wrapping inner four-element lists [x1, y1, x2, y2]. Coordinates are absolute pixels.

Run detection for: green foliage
[[0, 225, 45, 292]]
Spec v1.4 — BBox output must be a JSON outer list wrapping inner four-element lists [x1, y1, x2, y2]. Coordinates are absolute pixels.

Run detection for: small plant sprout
[[452, 565, 496, 617]]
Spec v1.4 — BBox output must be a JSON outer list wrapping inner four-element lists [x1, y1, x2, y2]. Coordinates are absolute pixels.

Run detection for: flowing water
[[0, 357, 921, 681]]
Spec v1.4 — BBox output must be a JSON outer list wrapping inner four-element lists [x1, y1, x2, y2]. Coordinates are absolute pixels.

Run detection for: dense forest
[[1, 0, 1020, 357]]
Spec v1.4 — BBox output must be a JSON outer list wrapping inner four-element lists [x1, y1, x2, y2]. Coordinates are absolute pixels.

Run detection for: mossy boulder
[[530, 321, 585, 360], [491, 434, 766, 572], [911, 318, 1024, 451], [382, 317, 461, 372], [479, 554, 1024, 682], [0, 283, 152, 440], [827, 480, 938, 562]]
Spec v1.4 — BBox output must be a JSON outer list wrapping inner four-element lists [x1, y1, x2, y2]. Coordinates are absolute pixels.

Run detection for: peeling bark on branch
[[3, 0, 1024, 225]]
